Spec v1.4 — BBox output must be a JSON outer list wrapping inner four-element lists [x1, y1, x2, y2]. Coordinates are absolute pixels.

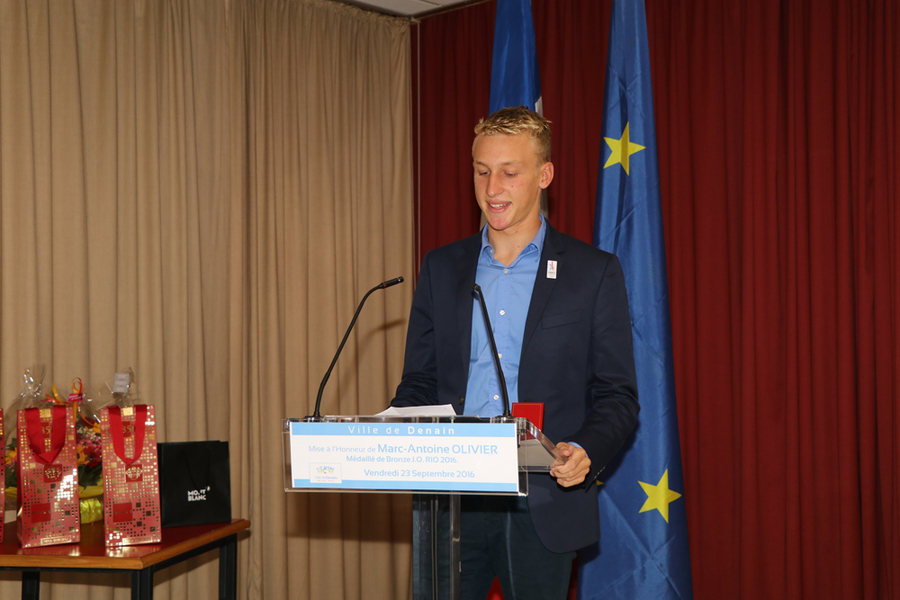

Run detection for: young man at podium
[[391, 106, 639, 600]]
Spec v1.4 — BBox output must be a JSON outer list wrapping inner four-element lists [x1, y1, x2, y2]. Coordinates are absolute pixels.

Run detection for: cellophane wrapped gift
[[16, 406, 80, 548], [99, 405, 161, 546]]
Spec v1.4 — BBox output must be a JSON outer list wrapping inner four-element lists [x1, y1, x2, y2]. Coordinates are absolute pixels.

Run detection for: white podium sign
[[288, 421, 519, 493]]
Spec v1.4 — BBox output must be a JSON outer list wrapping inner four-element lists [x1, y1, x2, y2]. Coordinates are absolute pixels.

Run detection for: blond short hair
[[474, 106, 552, 163]]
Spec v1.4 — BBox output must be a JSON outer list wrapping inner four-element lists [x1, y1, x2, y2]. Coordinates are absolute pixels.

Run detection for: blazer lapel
[[522, 224, 566, 355], [453, 233, 482, 374]]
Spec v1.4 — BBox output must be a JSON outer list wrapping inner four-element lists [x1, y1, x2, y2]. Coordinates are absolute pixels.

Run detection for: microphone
[[379, 277, 404, 288], [471, 284, 511, 418], [307, 276, 405, 421]]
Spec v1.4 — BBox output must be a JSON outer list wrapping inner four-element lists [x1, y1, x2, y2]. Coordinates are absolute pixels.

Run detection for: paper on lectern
[[373, 405, 458, 418]]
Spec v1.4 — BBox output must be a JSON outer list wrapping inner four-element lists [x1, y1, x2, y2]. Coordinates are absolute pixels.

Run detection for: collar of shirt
[[478, 215, 548, 267], [464, 216, 547, 417]]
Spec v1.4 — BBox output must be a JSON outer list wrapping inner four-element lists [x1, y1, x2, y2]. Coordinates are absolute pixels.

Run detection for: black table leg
[[21, 571, 40, 600], [131, 568, 154, 600], [219, 534, 238, 600]]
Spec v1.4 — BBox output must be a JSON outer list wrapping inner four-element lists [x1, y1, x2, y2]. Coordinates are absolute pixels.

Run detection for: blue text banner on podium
[[288, 422, 519, 492]]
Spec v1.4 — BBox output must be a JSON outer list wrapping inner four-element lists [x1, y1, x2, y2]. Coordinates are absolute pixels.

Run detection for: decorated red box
[[16, 406, 80, 548], [100, 405, 161, 546]]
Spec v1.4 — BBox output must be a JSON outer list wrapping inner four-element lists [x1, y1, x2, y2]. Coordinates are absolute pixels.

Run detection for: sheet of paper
[[373, 405, 458, 417]]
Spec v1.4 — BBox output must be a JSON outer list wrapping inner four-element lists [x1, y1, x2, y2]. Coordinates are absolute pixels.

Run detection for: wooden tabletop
[[0, 519, 250, 570]]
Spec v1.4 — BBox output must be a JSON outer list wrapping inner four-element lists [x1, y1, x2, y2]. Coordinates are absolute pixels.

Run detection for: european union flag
[[489, 0, 541, 113], [578, 1, 694, 598]]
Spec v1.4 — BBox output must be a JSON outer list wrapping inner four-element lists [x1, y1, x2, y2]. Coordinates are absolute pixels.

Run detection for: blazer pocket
[[541, 309, 582, 329]]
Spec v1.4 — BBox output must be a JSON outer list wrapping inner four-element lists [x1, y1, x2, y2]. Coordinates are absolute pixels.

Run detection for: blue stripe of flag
[[489, 0, 541, 113]]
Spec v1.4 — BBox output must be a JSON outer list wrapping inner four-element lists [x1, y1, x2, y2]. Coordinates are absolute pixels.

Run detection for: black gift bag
[[158, 441, 232, 527]]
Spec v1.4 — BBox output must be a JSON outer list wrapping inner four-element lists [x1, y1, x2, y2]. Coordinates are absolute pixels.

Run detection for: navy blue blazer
[[392, 223, 639, 552]]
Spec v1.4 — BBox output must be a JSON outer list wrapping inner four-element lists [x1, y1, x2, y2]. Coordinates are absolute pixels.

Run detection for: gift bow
[[46, 379, 97, 424]]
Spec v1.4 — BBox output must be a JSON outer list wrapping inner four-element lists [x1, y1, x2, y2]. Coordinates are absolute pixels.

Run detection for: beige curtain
[[0, 0, 413, 598]]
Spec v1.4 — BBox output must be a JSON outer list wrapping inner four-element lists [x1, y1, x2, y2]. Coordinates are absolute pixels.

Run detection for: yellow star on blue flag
[[638, 469, 683, 523], [603, 122, 646, 175]]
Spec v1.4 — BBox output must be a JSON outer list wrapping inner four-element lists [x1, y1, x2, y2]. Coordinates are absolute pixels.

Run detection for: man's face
[[472, 133, 553, 236]]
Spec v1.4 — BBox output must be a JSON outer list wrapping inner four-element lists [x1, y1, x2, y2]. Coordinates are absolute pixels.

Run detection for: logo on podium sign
[[311, 464, 342, 484]]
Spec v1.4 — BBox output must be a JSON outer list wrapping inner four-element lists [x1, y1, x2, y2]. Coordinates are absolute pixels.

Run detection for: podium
[[283, 414, 563, 600]]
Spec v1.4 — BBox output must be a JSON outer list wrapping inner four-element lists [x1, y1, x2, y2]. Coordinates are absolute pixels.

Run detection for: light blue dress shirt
[[464, 217, 547, 417]]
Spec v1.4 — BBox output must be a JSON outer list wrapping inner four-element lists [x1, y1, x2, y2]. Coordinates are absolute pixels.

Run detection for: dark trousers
[[460, 495, 576, 600]]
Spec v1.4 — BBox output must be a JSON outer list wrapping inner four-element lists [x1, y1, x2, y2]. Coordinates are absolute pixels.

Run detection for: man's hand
[[550, 442, 591, 487]]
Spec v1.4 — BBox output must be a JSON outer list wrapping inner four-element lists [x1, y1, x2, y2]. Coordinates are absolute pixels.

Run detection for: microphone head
[[381, 276, 404, 288], [472, 283, 482, 294]]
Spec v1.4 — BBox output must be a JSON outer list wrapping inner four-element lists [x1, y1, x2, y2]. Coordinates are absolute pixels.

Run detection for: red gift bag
[[100, 405, 161, 546], [16, 406, 80, 548]]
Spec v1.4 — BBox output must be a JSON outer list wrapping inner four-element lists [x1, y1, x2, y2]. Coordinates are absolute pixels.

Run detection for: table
[[0, 518, 250, 600]]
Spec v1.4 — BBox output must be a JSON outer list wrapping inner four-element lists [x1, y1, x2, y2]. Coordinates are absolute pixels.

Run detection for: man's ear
[[540, 162, 555, 189]]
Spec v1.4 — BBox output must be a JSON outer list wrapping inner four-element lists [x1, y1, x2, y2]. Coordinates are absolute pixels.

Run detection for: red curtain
[[413, 0, 900, 598], [411, 3, 495, 275]]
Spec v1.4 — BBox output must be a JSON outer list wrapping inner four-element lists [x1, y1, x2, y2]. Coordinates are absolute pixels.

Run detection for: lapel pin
[[547, 260, 557, 279]]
